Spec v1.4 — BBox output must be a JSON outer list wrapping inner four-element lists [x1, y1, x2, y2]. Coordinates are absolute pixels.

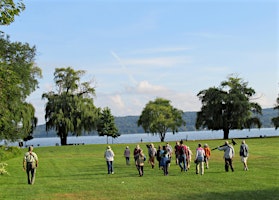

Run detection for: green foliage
[[138, 97, 186, 142], [0, 162, 9, 175], [0, 0, 25, 26], [196, 75, 262, 139], [0, 146, 21, 161], [0, 35, 41, 141], [0, 138, 278, 199], [42, 67, 100, 145], [97, 107, 119, 144]]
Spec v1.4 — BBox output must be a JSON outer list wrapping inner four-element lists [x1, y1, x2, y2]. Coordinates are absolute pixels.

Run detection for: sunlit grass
[[0, 137, 278, 200]]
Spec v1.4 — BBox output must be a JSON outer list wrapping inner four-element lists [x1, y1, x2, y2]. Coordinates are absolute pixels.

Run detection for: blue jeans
[[106, 161, 114, 174], [179, 154, 187, 171]]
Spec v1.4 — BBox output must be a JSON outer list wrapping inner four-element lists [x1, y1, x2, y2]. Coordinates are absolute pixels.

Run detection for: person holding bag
[[23, 146, 39, 185]]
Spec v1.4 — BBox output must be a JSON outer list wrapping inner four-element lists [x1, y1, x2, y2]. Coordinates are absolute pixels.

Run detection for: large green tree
[[138, 97, 186, 142], [0, 35, 41, 141], [271, 96, 279, 129], [42, 67, 100, 145], [0, 0, 25, 26], [196, 75, 262, 139], [97, 107, 119, 144]]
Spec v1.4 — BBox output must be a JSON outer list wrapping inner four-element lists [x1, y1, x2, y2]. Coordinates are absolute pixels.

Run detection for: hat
[[204, 144, 208, 147], [107, 146, 111, 149]]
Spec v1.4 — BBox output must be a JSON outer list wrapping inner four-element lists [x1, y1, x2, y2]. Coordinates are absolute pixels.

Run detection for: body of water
[[1, 128, 278, 147]]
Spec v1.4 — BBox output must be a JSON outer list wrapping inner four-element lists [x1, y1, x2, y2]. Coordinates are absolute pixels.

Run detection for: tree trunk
[[60, 135, 67, 145], [160, 132, 165, 142], [223, 128, 229, 139]]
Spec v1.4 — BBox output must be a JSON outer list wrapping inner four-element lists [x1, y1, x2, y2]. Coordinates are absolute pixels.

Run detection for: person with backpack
[[239, 140, 249, 171], [178, 140, 188, 172], [23, 146, 38, 185], [136, 149, 146, 176], [160, 146, 170, 176]]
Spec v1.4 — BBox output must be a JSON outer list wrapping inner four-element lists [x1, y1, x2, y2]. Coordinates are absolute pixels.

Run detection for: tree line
[[1, 1, 279, 145]]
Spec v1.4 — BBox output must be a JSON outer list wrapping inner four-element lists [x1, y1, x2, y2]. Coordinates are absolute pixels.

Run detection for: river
[[1, 128, 278, 147]]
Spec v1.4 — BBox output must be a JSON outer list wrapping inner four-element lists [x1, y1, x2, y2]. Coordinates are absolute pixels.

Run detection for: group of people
[[22, 139, 249, 185], [103, 139, 249, 177]]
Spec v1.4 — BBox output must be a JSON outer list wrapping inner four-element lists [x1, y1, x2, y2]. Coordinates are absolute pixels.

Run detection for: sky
[[1, 0, 278, 125]]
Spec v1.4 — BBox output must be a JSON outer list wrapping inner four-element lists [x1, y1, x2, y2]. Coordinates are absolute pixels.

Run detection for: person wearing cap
[[104, 146, 115, 174], [204, 144, 211, 169], [23, 146, 39, 184], [218, 141, 235, 172], [124, 146, 130, 165]]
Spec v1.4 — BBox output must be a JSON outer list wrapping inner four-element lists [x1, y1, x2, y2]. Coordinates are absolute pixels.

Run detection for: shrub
[[0, 162, 9, 175]]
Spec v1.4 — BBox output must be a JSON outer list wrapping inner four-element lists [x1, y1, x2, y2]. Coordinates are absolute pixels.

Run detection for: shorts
[[241, 156, 248, 163]]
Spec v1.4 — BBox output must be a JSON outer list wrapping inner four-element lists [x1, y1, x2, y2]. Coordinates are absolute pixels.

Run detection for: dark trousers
[[178, 155, 187, 171], [106, 161, 114, 174], [26, 163, 36, 184], [125, 157, 130, 165], [137, 165, 144, 176], [224, 158, 234, 172]]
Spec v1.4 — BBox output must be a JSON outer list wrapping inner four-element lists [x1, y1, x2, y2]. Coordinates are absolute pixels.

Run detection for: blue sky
[[2, 0, 278, 125]]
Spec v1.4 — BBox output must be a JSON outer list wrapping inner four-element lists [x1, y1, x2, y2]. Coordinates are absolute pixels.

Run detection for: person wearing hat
[[23, 146, 39, 184], [124, 146, 130, 165], [104, 146, 115, 174], [218, 141, 235, 172], [204, 144, 211, 169]]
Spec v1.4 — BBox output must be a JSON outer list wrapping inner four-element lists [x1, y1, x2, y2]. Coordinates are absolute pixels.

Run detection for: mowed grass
[[1, 137, 278, 200]]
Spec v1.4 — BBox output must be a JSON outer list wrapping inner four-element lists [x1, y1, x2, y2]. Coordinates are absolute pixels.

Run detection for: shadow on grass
[[179, 188, 279, 200]]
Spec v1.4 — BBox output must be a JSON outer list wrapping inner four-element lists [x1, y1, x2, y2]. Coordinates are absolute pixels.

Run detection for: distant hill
[[32, 108, 278, 138]]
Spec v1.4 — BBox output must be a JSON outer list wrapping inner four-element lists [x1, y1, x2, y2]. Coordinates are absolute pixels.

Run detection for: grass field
[[0, 137, 278, 200]]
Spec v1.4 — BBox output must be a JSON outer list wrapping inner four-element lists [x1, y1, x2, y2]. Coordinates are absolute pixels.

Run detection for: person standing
[[218, 141, 235, 172], [160, 146, 170, 176], [136, 149, 146, 176], [124, 146, 130, 165], [147, 143, 157, 169], [174, 141, 180, 165], [104, 146, 115, 174], [178, 140, 188, 172], [204, 144, 211, 169], [195, 144, 205, 175], [187, 147, 193, 170], [156, 145, 163, 169], [239, 140, 249, 171], [23, 146, 38, 185], [133, 144, 141, 163]]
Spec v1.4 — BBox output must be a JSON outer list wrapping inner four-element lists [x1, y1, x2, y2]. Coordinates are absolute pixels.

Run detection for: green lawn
[[1, 137, 278, 200]]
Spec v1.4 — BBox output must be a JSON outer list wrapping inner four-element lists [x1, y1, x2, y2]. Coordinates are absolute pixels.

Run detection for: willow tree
[[196, 75, 262, 139], [42, 67, 100, 145], [97, 107, 119, 144], [272, 96, 279, 129], [0, 35, 41, 141], [138, 97, 186, 142]]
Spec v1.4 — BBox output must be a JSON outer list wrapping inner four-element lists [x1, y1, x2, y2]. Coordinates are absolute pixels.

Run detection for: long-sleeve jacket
[[104, 149, 115, 161], [218, 145, 234, 159]]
